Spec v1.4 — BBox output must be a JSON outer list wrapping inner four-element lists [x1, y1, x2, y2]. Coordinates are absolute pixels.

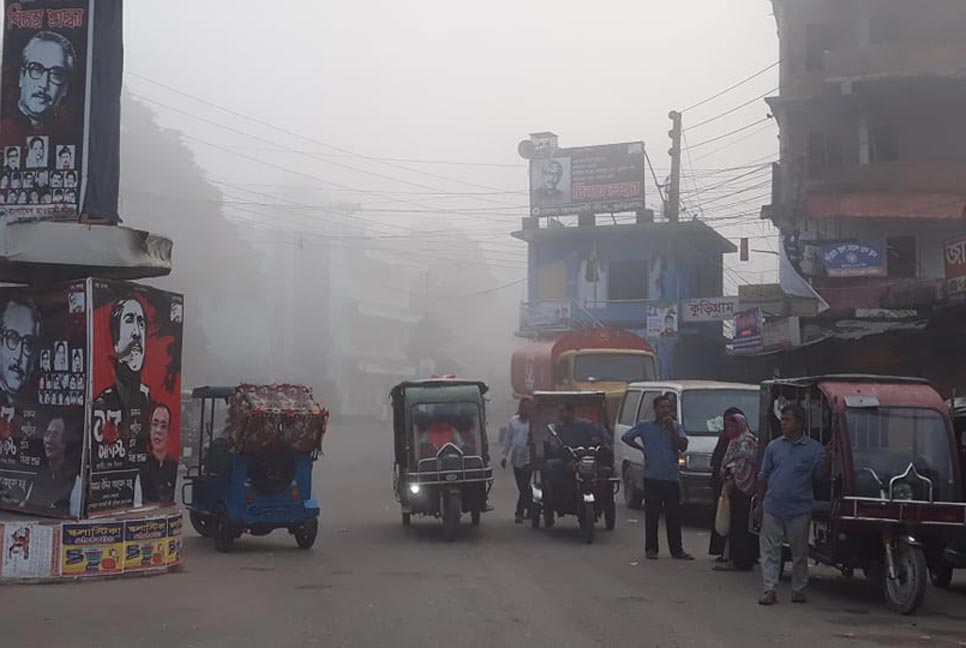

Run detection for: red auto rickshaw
[[758, 375, 965, 614]]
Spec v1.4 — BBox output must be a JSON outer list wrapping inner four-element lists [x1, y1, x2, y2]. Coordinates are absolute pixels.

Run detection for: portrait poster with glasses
[[0, 0, 90, 223], [88, 280, 183, 516], [0, 281, 88, 519], [528, 141, 645, 218]]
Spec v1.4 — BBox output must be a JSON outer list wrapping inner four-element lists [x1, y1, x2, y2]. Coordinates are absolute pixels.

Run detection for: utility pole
[[667, 110, 682, 223]]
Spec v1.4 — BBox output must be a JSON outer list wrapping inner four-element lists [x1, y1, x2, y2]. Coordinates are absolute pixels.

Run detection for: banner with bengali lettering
[[0, 281, 87, 519], [529, 141, 645, 217], [944, 234, 966, 297], [0, 0, 122, 224], [87, 280, 183, 515], [680, 297, 739, 323]]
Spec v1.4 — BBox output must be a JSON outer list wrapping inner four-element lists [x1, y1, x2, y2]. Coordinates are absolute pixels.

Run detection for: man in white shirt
[[501, 399, 532, 524]]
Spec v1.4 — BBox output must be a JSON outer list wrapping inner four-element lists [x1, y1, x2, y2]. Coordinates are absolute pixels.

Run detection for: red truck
[[511, 328, 658, 424]]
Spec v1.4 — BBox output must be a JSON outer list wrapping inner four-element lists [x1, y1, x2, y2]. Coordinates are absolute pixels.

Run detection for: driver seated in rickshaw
[[544, 402, 611, 481], [415, 405, 468, 459]]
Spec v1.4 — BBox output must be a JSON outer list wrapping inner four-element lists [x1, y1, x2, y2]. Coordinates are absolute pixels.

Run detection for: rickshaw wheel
[[884, 544, 928, 615], [401, 512, 411, 527], [471, 508, 481, 526], [189, 511, 215, 538], [213, 506, 235, 553], [295, 518, 318, 550], [930, 565, 953, 589], [581, 502, 595, 544]]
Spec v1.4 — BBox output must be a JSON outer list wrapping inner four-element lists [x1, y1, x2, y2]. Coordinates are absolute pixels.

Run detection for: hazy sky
[[123, 0, 782, 292]]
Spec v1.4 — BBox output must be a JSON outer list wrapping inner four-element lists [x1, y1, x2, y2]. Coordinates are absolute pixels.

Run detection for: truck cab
[[614, 381, 760, 509]]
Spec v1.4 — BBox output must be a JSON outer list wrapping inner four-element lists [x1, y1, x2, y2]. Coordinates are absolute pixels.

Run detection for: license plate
[[687, 454, 711, 471]]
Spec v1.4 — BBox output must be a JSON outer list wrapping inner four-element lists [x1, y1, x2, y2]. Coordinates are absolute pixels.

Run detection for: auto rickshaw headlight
[[678, 456, 687, 469], [409, 484, 421, 495]]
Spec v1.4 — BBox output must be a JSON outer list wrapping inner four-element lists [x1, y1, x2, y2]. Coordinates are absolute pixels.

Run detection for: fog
[[119, 1, 781, 416]]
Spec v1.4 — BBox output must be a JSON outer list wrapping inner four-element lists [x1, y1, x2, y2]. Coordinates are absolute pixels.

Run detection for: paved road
[[4, 423, 966, 647]]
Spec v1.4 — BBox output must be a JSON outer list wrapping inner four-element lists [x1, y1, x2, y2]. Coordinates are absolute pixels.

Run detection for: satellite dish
[[518, 140, 536, 159]]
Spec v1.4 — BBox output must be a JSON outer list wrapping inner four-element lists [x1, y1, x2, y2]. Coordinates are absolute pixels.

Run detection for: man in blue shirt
[[621, 395, 693, 560], [754, 403, 827, 606]]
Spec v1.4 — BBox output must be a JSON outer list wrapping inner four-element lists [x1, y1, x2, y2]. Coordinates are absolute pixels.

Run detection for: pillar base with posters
[[0, 507, 183, 583], [0, 278, 184, 585]]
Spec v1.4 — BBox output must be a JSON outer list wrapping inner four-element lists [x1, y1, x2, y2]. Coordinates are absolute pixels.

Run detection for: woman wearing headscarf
[[708, 432, 730, 560], [714, 410, 759, 571]]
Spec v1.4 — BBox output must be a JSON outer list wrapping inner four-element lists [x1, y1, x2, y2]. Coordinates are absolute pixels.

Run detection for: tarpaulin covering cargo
[[225, 384, 328, 454]]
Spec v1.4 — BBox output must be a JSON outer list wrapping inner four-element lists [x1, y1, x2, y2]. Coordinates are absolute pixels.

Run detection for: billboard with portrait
[[87, 280, 183, 515], [0, 281, 87, 519], [529, 141, 645, 218], [0, 0, 122, 224]]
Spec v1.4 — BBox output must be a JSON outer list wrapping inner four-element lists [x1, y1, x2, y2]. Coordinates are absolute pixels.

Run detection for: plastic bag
[[714, 493, 731, 537]]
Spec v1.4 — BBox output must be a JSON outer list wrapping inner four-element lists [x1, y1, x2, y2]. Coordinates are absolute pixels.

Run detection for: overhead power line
[[685, 86, 779, 132], [681, 60, 780, 113], [684, 117, 773, 151]]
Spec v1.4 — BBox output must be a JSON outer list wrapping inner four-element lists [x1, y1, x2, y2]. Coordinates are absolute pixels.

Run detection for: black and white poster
[[0, 0, 122, 224], [529, 141, 645, 217], [0, 281, 87, 519]]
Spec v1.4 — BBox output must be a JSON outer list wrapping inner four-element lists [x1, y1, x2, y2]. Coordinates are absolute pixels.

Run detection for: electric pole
[[667, 110, 682, 223]]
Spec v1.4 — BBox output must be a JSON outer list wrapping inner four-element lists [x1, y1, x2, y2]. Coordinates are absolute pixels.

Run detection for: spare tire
[[248, 446, 297, 495]]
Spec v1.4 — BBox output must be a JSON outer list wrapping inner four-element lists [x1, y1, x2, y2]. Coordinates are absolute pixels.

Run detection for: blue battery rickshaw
[[182, 384, 328, 552]]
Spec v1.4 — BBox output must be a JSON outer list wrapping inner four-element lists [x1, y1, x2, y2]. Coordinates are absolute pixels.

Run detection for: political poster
[[87, 280, 183, 515], [529, 142, 645, 217], [943, 234, 966, 298], [123, 516, 168, 572], [1, 521, 57, 578], [61, 520, 124, 576], [646, 303, 678, 339], [0, 281, 87, 519], [0, 0, 90, 221], [0, 0, 122, 224], [732, 307, 763, 353]]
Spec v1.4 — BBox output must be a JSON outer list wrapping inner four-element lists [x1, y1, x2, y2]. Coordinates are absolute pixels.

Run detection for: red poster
[[87, 280, 183, 515]]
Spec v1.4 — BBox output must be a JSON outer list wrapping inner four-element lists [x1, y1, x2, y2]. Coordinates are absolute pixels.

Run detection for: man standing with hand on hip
[[621, 395, 693, 560], [755, 403, 826, 606]]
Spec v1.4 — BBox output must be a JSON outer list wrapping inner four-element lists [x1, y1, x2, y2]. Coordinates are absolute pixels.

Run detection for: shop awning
[[806, 192, 966, 221]]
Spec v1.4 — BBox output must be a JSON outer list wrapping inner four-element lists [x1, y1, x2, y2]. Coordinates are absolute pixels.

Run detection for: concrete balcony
[[808, 160, 966, 195], [826, 41, 966, 83]]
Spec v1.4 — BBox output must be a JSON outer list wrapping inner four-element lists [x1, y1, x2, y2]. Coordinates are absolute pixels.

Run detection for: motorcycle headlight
[[409, 484, 420, 495], [678, 456, 686, 469]]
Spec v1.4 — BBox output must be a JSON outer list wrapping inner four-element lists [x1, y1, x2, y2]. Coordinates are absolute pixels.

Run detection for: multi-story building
[[513, 216, 736, 378], [757, 0, 966, 386]]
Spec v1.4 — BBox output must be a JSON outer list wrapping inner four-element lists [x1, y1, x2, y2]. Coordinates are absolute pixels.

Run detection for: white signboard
[[681, 297, 739, 323], [520, 300, 571, 330], [762, 317, 801, 351]]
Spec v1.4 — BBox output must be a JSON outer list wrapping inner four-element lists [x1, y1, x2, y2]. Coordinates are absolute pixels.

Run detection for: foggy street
[[4, 423, 965, 648]]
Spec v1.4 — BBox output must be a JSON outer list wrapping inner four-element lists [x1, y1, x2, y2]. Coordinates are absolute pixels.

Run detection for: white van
[[614, 381, 760, 509]]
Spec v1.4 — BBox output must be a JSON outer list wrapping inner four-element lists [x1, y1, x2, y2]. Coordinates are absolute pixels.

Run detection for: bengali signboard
[[61, 520, 124, 576], [529, 141, 645, 217], [762, 316, 801, 351], [0, 282, 87, 519], [732, 307, 763, 353], [681, 297, 739, 323], [822, 242, 886, 278], [88, 280, 183, 516], [943, 234, 966, 297], [123, 516, 168, 572], [519, 300, 571, 331]]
